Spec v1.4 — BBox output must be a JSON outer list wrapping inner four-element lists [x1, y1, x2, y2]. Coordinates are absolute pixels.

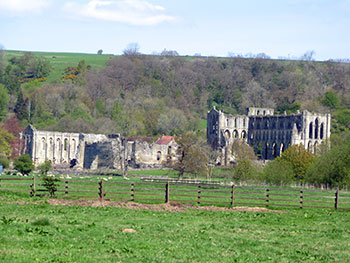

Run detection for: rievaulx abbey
[[20, 107, 331, 169]]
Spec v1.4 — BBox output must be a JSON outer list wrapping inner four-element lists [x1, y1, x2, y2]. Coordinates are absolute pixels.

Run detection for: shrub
[[37, 160, 51, 175], [41, 175, 60, 197], [14, 154, 34, 175], [262, 158, 295, 186], [0, 157, 9, 169]]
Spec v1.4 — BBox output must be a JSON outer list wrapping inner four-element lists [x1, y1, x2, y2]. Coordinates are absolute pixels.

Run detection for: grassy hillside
[[5, 50, 111, 82]]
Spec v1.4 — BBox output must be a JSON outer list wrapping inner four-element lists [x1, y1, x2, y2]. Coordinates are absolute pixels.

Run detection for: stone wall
[[207, 107, 331, 162]]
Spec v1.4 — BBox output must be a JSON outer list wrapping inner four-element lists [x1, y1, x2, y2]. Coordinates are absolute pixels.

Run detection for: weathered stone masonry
[[207, 107, 331, 163], [20, 125, 177, 169]]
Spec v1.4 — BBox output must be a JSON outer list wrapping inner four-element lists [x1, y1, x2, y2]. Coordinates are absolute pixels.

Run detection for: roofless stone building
[[207, 107, 331, 165]]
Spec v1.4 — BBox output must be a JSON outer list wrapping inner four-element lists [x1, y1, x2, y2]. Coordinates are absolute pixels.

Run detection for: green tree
[[37, 160, 51, 175], [262, 158, 295, 186], [0, 127, 14, 159], [0, 84, 9, 121], [320, 90, 340, 110], [41, 175, 60, 197], [14, 154, 34, 175], [280, 145, 314, 182], [305, 134, 350, 187], [174, 132, 208, 179], [97, 49, 103, 55]]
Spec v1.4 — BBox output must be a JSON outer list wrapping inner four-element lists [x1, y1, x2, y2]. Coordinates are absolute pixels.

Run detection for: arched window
[[314, 142, 318, 155], [64, 138, 68, 151], [233, 130, 239, 138], [243, 118, 246, 127], [224, 130, 231, 139], [157, 151, 161, 161], [309, 122, 313, 139], [272, 143, 277, 158], [320, 123, 324, 139], [234, 118, 237, 128], [308, 141, 313, 152], [315, 119, 319, 139], [241, 130, 247, 139]]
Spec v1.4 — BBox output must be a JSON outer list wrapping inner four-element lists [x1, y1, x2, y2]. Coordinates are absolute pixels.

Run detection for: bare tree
[[123, 43, 141, 58]]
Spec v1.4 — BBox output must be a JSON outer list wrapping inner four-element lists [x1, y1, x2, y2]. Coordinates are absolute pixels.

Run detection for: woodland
[[0, 48, 350, 187]]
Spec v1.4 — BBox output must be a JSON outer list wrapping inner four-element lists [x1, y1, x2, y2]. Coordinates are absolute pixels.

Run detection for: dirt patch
[[47, 199, 283, 213]]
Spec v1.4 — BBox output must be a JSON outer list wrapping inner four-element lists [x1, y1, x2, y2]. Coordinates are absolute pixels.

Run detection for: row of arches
[[250, 130, 293, 141], [40, 137, 77, 164], [250, 117, 300, 130], [308, 120, 324, 139], [225, 118, 247, 129], [224, 129, 247, 142], [254, 141, 288, 160]]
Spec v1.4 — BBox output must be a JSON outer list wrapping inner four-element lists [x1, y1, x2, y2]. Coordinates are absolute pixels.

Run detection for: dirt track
[[47, 199, 283, 213]]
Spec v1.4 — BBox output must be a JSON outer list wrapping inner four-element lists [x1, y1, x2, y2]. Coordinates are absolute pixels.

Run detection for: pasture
[[1, 191, 350, 262], [5, 50, 111, 83], [1, 174, 350, 262]]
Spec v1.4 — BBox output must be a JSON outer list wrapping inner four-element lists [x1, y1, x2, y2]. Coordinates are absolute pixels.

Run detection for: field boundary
[[1, 176, 350, 210]]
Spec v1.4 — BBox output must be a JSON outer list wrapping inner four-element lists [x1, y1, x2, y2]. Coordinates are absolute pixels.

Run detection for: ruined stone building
[[20, 125, 177, 170], [207, 107, 331, 164]]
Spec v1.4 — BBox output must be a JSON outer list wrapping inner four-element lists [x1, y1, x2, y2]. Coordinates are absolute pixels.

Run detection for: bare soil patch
[[47, 199, 283, 213]]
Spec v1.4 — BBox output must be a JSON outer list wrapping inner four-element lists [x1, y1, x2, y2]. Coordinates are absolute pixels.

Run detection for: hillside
[[0, 50, 350, 136]]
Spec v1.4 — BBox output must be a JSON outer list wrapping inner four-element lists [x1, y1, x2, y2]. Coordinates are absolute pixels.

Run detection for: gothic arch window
[[320, 123, 324, 139], [265, 142, 269, 159], [224, 130, 231, 139], [314, 141, 318, 155], [257, 110, 260, 115], [241, 130, 247, 139], [272, 143, 277, 158], [64, 138, 68, 151], [243, 118, 246, 127], [315, 118, 319, 139], [233, 130, 239, 138], [309, 122, 313, 139], [56, 139, 61, 154], [308, 141, 313, 152], [157, 151, 161, 161], [234, 118, 237, 128]]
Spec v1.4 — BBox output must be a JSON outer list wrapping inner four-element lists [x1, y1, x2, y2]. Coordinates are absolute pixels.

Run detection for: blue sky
[[0, 0, 349, 60]]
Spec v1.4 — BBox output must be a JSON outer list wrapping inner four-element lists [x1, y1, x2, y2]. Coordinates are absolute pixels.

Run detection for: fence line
[[1, 177, 350, 210]]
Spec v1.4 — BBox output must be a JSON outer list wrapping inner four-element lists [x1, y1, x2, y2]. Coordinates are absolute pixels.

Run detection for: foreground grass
[[0, 193, 350, 262]]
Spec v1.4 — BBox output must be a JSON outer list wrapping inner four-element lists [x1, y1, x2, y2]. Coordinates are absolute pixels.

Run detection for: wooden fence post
[[165, 183, 169, 203], [33, 176, 36, 195], [265, 188, 270, 208], [231, 185, 235, 206], [30, 183, 34, 197], [98, 180, 103, 200], [131, 183, 135, 201], [65, 180, 69, 197], [197, 185, 201, 205], [335, 188, 339, 210], [300, 190, 303, 209]]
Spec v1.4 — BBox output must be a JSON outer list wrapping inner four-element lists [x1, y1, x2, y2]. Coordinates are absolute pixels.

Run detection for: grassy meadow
[[5, 50, 111, 83], [1, 190, 350, 263]]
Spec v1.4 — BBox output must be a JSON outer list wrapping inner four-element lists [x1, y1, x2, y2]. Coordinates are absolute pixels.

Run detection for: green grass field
[[1, 190, 350, 262], [5, 50, 112, 83]]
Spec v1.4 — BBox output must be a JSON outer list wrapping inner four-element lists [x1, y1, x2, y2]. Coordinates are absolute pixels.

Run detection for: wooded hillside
[[1, 50, 350, 136]]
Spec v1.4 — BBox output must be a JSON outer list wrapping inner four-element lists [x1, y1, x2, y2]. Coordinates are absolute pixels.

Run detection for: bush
[[41, 175, 60, 197], [0, 157, 9, 169], [233, 159, 257, 182], [14, 154, 34, 175], [262, 158, 295, 186], [37, 160, 51, 175]]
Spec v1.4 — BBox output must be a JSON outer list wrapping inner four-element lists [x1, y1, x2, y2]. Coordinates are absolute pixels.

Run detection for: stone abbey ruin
[[20, 107, 331, 169], [207, 107, 331, 165], [20, 125, 177, 170]]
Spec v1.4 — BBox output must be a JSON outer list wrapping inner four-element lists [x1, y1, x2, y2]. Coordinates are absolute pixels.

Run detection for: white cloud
[[0, 0, 50, 13], [63, 0, 176, 26]]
